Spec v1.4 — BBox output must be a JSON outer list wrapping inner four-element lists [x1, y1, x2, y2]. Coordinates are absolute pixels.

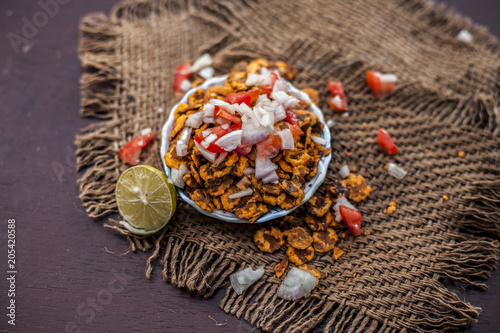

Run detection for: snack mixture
[[164, 59, 329, 222]]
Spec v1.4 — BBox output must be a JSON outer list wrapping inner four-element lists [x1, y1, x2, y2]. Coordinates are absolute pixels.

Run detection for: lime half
[[115, 165, 177, 235]]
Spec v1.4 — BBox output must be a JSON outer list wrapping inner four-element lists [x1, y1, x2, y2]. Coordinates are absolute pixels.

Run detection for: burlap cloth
[[76, 0, 500, 331]]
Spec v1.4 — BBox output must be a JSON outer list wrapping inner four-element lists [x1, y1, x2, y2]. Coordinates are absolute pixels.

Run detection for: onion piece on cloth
[[387, 163, 407, 179], [230, 266, 265, 295], [277, 267, 318, 300]]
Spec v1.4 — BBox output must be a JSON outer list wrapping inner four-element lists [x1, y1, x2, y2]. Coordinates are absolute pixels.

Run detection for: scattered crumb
[[362, 123, 371, 131], [341, 232, 346, 238], [363, 230, 370, 236], [385, 201, 397, 214], [333, 247, 344, 260], [344, 150, 351, 157], [352, 273, 357, 278], [424, 149, 429, 154], [443, 195, 449, 201], [417, 220, 423, 227], [384, 165, 388, 170], [348, 165, 358, 173], [458, 151, 465, 158], [417, 235, 421, 239]]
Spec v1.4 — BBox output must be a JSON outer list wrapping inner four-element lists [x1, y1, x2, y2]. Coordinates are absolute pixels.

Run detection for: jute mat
[[76, 0, 500, 331]]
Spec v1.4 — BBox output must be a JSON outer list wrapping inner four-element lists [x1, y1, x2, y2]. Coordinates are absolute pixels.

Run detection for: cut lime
[[115, 165, 177, 235]]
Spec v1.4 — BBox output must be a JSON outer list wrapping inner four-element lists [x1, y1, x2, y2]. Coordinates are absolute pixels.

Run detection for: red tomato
[[214, 106, 242, 124], [256, 135, 282, 157], [224, 89, 260, 106], [173, 63, 191, 93], [376, 128, 398, 154], [366, 71, 396, 100], [327, 95, 348, 111], [339, 205, 362, 236], [259, 72, 279, 96], [287, 123, 303, 137], [327, 81, 345, 97], [119, 132, 156, 165], [285, 109, 298, 125], [236, 144, 252, 155], [224, 93, 241, 104], [194, 124, 241, 153]]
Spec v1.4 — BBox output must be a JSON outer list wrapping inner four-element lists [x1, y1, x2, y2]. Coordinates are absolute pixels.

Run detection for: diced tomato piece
[[259, 72, 279, 97], [285, 109, 298, 125], [173, 63, 191, 93], [327, 81, 345, 97], [214, 106, 242, 124], [376, 128, 398, 154], [236, 144, 252, 155], [366, 71, 396, 100], [327, 95, 348, 112], [224, 89, 260, 106], [119, 132, 156, 165], [256, 135, 282, 157], [339, 205, 362, 236], [287, 123, 303, 137], [224, 93, 241, 104], [194, 124, 242, 153]]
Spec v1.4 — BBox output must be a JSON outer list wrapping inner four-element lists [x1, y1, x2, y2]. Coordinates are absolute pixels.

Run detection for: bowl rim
[[160, 75, 332, 223]]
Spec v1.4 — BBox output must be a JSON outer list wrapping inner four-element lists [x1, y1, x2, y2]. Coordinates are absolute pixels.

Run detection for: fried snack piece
[[328, 180, 350, 201], [344, 174, 372, 202], [305, 211, 334, 232], [212, 195, 222, 210], [273, 61, 296, 81], [247, 58, 270, 73], [312, 228, 338, 253], [189, 163, 202, 185], [188, 189, 214, 212], [285, 149, 311, 167], [274, 257, 289, 279], [280, 180, 304, 198], [183, 171, 200, 188], [188, 88, 205, 106], [280, 195, 297, 210], [207, 177, 232, 196], [333, 247, 345, 260], [254, 226, 285, 253], [174, 103, 189, 118], [307, 196, 332, 217], [226, 71, 248, 91], [221, 187, 242, 211], [298, 264, 321, 279], [280, 216, 301, 229], [278, 159, 293, 173], [276, 169, 291, 180], [224, 152, 239, 167], [284, 227, 313, 250], [292, 165, 309, 184], [169, 114, 187, 140], [301, 88, 320, 106], [295, 110, 318, 128], [249, 175, 263, 191], [262, 192, 286, 206], [231, 156, 248, 177], [263, 183, 281, 196], [249, 203, 270, 223], [286, 245, 314, 266]]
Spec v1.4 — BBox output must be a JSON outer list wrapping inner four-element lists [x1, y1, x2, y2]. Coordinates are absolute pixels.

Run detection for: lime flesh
[[115, 165, 177, 235]]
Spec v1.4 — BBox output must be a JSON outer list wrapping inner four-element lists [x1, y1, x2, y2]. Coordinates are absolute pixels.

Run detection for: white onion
[[201, 133, 218, 148], [379, 74, 398, 83], [333, 197, 357, 222], [198, 66, 214, 80], [194, 141, 216, 163], [203, 103, 215, 116], [272, 79, 289, 93], [277, 267, 318, 300], [311, 135, 327, 145], [214, 130, 242, 151], [245, 72, 272, 86], [243, 168, 255, 175], [331, 95, 342, 109], [341, 112, 349, 118], [185, 112, 203, 128], [171, 163, 188, 188], [221, 124, 230, 129], [255, 156, 278, 179], [215, 116, 231, 125], [262, 171, 279, 184], [387, 163, 407, 180], [209, 99, 230, 107], [271, 91, 299, 110], [274, 105, 286, 121], [213, 152, 228, 167], [230, 266, 264, 295], [141, 127, 152, 136], [236, 176, 250, 189], [180, 127, 192, 142], [176, 141, 188, 157], [228, 187, 253, 199], [278, 129, 294, 150], [202, 116, 214, 123], [241, 126, 273, 145], [326, 120, 336, 128], [339, 165, 350, 178], [457, 29, 473, 43], [190, 53, 212, 72], [180, 79, 191, 92]]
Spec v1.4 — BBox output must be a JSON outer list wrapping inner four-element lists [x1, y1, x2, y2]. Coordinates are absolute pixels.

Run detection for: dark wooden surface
[[1, 1, 499, 332]]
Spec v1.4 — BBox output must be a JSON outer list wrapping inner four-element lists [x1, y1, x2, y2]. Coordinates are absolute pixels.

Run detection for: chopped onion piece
[[214, 130, 242, 151], [190, 53, 212, 72], [326, 119, 336, 128], [246, 72, 272, 86], [179, 127, 192, 142], [209, 99, 230, 107], [333, 197, 357, 222], [180, 79, 191, 92], [262, 171, 279, 184], [176, 141, 188, 157], [255, 156, 278, 179], [213, 152, 228, 167], [236, 176, 250, 189], [271, 91, 299, 109], [230, 266, 264, 295], [229, 187, 253, 199], [379, 74, 398, 83], [185, 112, 203, 128], [241, 126, 273, 145], [272, 79, 289, 93], [341, 112, 349, 118], [457, 29, 472, 43], [202, 116, 214, 123], [274, 105, 286, 121], [215, 116, 231, 125], [243, 168, 255, 175], [387, 163, 407, 180], [339, 165, 350, 178], [311, 135, 327, 145], [201, 133, 218, 148], [278, 129, 294, 150], [194, 141, 216, 163], [141, 127, 152, 136], [221, 124, 230, 129], [171, 163, 188, 188], [202, 128, 212, 137], [203, 103, 215, 116], [277, 267, 318, 300], [198, 66, 214, 80]]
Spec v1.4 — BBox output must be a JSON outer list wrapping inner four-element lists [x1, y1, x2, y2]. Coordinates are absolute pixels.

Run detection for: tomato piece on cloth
[[366, 70, 397, 99], [339, 205, 362, 236], [119, 132, 156, 165], [377, 128, 398, 154]]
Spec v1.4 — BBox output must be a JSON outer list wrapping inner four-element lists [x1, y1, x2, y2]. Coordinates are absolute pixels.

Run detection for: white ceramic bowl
[[161, 75, 332, 223]]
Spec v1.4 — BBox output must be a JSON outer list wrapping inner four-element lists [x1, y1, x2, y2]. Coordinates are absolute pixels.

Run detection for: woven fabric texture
[[76, 0, 500, 331]]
